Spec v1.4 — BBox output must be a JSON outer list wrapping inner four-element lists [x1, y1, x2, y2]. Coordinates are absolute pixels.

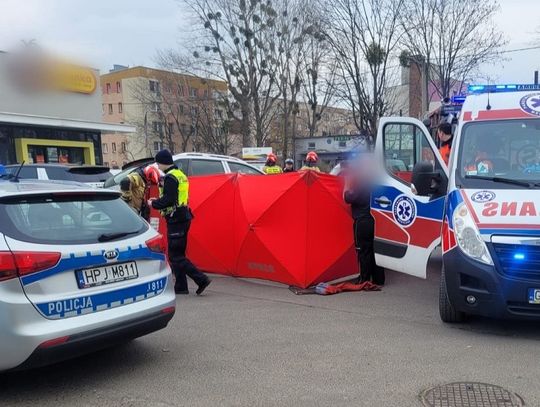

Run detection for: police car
[[0, 179, 176, 371], [371, 84, 540, 322]]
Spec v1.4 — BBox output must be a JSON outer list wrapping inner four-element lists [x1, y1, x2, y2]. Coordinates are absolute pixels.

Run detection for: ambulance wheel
[[439, 269, 465, 323]]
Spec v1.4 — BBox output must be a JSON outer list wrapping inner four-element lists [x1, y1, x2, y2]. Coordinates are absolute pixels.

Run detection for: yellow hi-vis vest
[[159, 168, 189, 216], [263, 165, 283, 175]]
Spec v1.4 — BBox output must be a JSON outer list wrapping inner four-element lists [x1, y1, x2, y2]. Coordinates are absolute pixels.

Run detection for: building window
[[203, 89, 209, 98], [215, 109, 223, 119], [164, 81, 172, 93], [149, 80, 160, 93], [121, 142, 126, 152], [108, 104, 113, 114], [152, 122, 163, 134], [153, 141, 164, 152], [102, 104, 105, 114], [116, 81, 121, 92], [118, 102, 123, 113], [190, 106, 198, 116], [104, 161, 109, 167], [189, 87, 198, 97], [178, 84, 184, 96], [102, 143, 109, 154], [168, 123, 174, 134], [106, 83, 111, 94], [151, 102, 160, 112], [112, 142, 117, 153], [181, 124, 188, 134], [179, 105, 184, 114]]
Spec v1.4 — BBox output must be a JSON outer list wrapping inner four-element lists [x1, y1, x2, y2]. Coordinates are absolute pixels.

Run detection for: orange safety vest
[[439, 144, 451, 166]]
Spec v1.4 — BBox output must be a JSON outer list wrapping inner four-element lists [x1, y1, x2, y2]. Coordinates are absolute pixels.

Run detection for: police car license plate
[[528, 288, 540, 304], [76, 261, 138, 289]]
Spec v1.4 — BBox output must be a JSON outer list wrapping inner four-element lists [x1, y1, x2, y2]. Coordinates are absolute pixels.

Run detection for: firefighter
[[148, 149, 211, 295], [300, 151, 321, 172], [283, 158, 295, 173], [120, 165, 160, 221], [262, 153, 283, 174], [437, 122, 453, 166]]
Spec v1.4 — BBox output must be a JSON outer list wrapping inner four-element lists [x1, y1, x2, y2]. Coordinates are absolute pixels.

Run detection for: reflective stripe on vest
[[159, 168, 189, 216], [263, 166, 282, 175]]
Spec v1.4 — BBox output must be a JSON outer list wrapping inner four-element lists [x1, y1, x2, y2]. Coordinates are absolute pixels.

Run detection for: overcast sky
[[0, 0, 539, 84]]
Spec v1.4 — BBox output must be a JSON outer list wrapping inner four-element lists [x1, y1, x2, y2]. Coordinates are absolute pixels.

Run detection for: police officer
[[149, 149, 211, 295], [283, 158, 295, 173]]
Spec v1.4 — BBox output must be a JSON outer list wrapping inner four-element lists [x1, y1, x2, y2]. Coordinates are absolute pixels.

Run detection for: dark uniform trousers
[[166, 218, 208, 292], [353, 215, 385, 285]]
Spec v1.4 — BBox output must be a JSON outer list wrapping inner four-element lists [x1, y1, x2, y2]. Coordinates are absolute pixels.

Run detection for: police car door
[[371, 118, 448, 278]]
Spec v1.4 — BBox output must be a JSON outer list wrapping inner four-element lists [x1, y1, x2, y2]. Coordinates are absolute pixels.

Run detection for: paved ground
[[2, 265, 540, 406]]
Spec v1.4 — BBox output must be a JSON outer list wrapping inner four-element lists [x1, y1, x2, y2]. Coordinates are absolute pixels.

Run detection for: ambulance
[[371, 84, 540, 322]]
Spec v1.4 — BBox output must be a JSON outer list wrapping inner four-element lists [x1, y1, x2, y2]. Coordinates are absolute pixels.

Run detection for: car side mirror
[[412, 161, 447, 198]]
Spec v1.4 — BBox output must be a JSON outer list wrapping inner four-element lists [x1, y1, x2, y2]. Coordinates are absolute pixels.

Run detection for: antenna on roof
[[11, 161, 25, 183]]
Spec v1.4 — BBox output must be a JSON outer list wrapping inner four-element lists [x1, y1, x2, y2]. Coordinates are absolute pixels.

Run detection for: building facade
[[100, 65, 229, 165], [0, 51, 133, 166]]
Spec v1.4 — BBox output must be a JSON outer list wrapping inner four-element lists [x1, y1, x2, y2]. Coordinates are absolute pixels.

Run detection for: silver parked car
[[104, 152, 264, 189], [0, 179, 175, 371]]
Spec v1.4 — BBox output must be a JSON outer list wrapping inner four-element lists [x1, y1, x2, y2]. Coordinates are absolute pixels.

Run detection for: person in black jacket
[[148, 149, 211, 295], [343, 154, 385, 285]]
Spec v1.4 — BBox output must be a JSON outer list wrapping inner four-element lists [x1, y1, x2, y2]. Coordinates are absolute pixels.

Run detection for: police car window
[[228, 162, 261, 175], [0, 194, 146, 245], [190, 159, 225, 176], [383, 123, 440, 185], [458, 119, 540, 187]]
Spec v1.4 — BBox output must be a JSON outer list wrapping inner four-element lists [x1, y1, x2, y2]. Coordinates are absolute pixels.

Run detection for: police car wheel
[[439, 269, 465, 323]]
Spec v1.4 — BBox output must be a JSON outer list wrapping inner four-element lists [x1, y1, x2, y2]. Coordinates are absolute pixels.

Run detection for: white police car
[[0, 179, 175, 371]]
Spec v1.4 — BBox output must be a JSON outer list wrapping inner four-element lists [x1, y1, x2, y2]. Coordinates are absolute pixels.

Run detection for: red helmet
[[143, 165, 161, 185], [266, 153, 277, 164], [306, 151, 318, 163]]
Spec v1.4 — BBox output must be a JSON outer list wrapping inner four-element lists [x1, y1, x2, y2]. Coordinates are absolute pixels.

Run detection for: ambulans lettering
[[481, 202, 538, 217], [48, 297, 93, 315]]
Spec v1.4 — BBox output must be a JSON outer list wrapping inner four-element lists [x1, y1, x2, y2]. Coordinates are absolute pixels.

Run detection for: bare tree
[[299, 16, 338, 139], [184, 0, 285, 147], [401, 0, 505, 112], [325, 0, 405, 136]]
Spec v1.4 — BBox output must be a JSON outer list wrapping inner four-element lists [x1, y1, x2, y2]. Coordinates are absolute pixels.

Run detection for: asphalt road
[[2, 266, 540, 407]]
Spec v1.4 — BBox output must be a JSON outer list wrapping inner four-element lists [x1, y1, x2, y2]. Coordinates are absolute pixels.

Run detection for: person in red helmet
[[262, 153, 283, 175], [120, 164, 161, 220], [300, 151, 321, 172]]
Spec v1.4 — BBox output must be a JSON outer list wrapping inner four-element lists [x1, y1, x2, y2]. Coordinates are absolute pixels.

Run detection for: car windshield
[[457, 119, 540, 188], [0, 193, 147, 244]]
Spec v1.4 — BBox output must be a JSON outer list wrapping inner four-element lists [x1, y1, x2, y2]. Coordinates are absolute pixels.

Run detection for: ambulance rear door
[[371, 117, 448, 278]]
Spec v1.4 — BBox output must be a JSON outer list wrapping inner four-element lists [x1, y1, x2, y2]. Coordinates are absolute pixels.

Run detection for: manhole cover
[[420, 382, 525, 407]]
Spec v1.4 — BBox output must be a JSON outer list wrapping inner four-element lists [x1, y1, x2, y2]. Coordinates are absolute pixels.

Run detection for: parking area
[[2, 267, 540, 406]]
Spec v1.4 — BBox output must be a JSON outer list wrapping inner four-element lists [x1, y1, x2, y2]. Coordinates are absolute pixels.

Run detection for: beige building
[[100, 65, 228, 166]]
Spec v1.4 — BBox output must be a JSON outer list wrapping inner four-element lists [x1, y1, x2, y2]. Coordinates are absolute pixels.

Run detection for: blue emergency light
[[468, 84, 540, 94], [513, 253, 526, 260]]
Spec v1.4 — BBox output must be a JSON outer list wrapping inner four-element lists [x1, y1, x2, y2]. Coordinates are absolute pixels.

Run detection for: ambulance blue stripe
[[371, 185, 445, 220], [21, 246, 166, 285], [446, 190, 464, 229], [35, 276, 168, 319]]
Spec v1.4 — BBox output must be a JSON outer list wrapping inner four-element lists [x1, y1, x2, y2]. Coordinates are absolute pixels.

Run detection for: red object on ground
[[314, 281, 381, 295], [152, 171, 358, 289]]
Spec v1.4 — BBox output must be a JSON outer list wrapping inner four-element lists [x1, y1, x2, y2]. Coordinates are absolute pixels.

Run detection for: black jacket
[[151, 166, 178, 210], [344, 186, 371, 219]]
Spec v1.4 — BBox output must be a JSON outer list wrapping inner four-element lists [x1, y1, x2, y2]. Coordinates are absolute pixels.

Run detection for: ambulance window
[[383, 123, 440, 185]]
